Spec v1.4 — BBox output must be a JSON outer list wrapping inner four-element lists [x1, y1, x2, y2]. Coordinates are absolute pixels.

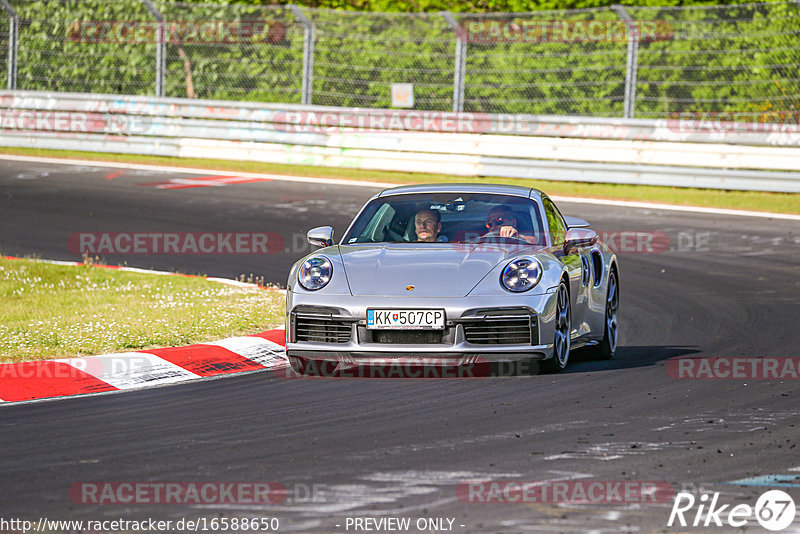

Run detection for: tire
[[588, 267, 619, 360], [543, 281, 571, 372]]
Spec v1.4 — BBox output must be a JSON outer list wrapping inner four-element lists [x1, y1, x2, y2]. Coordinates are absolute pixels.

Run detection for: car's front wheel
[[544, 281, 571, 372]]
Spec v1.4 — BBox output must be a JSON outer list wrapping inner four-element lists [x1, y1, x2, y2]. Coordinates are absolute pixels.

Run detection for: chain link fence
[[153, 2, 303, 102], [456, 8, 631, 116], [11, 0, 157, 94], [307, 10, 454, 110], [629, 2, 800, 117], [0, 15, 8, 90], [0, 0, 798, 118]]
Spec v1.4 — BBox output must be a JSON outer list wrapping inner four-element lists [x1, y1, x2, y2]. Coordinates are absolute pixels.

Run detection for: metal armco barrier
[[1, 91, 799, 193]]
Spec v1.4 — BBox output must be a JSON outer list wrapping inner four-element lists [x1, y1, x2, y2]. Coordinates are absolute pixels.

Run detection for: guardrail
[[1, 91, 799, 193]]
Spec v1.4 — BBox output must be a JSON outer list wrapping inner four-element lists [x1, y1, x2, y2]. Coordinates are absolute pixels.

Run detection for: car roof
[[377, 183, 542, 199]]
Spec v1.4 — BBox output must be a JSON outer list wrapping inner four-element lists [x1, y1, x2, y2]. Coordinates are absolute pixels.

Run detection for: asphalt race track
[[1, 158, 799, 533]]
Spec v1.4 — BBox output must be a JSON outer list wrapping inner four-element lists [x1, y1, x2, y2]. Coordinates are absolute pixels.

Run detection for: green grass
[[0, 257, 285, 363], [2, 147, 798, 215]]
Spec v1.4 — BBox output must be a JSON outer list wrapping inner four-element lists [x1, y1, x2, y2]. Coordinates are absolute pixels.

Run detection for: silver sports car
[[285, 184, 619, 373]]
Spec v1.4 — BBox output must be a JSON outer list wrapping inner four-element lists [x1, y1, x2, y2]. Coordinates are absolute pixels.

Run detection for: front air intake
[[295, 316, 352, 343], [463, 318, 533, 345]]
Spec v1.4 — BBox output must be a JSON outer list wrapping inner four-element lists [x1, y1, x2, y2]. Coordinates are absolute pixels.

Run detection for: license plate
[[366, 309, 445, 330]]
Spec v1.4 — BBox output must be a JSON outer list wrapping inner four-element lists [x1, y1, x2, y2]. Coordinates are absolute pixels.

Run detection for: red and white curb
[[0, 329, 287, 404], [0, 255, 289, 404]]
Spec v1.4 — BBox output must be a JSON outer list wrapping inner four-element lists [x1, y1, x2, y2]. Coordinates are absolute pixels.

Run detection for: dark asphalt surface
[[1, 158, 799, 533]]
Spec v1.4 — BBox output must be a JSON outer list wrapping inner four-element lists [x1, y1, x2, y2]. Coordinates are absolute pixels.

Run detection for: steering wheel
[[383, 226, 406, 242]]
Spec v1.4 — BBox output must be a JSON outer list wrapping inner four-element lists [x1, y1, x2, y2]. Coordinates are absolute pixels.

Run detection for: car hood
[[338, 243, 527, 297]]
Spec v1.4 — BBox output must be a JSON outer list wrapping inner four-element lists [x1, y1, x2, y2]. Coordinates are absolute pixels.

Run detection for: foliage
[[214, 0, 768, 12], [3, 0, 799, 117]]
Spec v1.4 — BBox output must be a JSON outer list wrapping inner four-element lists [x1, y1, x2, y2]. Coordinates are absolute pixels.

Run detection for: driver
[[484, 205, 538, 245], [414, 208, 442, 242]]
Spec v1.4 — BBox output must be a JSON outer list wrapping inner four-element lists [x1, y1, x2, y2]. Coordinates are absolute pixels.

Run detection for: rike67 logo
[[668, 489, 796, 531]]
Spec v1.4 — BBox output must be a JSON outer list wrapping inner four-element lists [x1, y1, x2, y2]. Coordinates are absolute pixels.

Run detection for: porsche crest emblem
[[406, 285, 415, 291]]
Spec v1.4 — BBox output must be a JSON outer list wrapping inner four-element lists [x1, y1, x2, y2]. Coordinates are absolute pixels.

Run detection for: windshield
[[342, 193, 546, 246]]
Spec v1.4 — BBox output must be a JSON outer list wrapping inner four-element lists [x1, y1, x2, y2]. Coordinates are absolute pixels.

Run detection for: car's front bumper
[[285, 291, 557, 364]]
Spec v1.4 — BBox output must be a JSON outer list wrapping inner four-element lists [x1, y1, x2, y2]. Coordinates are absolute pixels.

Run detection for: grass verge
[[1, 147, 798, 215], [0, 256, 285, 363]]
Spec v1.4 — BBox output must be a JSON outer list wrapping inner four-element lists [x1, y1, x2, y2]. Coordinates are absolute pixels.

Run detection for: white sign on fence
[[391, 83, 414, 108]]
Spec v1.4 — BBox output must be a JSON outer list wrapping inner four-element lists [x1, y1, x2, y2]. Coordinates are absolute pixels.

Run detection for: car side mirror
[[563, 216, 591, 228], [307, 226, 334, 248], [564, 228, 597, 254]]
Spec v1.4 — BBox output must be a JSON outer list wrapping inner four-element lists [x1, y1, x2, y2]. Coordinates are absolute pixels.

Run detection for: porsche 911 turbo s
[[285, 184, 619, 373]]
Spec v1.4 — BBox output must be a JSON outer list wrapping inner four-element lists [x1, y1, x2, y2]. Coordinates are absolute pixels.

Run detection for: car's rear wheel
[[544, 281, 571, 372], [588, 267, 619, 360]]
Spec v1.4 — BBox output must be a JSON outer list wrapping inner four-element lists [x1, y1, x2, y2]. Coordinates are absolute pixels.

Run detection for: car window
[[362, 203, 396, 242], [342, 193, 546, 246], [542, 196, 567, 246]]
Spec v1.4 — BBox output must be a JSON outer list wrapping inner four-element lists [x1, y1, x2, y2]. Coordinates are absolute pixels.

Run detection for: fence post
[[441, 12, 465, 113], [613, 4, 639, 119], [0, 0, 17, 90], [289, 4, 314, 106], [140, 0, 165, 97]]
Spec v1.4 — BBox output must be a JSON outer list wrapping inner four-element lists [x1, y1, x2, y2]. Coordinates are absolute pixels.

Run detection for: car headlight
[[500, 257, 542, 293], [298, 256, 333, 291]]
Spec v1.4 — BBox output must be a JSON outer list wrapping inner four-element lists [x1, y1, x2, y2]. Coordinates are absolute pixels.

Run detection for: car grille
[[371, 330, 444, 344], [295, 316, 352, 343], [463, 319, 532, 345]]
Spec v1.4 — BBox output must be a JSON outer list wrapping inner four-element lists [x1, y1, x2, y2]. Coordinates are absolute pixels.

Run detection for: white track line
[[1, 153, 797, 221], [0, 154, 397, 189], [549, 195, 800, 221]]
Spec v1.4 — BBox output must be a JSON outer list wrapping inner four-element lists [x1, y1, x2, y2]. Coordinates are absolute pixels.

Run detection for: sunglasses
[[485, 216, 508, 229]]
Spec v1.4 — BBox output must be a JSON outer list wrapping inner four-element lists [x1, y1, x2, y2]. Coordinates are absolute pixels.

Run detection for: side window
[[542, 197, 567, 246]]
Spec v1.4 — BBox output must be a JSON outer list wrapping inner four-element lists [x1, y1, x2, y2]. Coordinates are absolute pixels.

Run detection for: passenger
[[414, 208, 442, 242]]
